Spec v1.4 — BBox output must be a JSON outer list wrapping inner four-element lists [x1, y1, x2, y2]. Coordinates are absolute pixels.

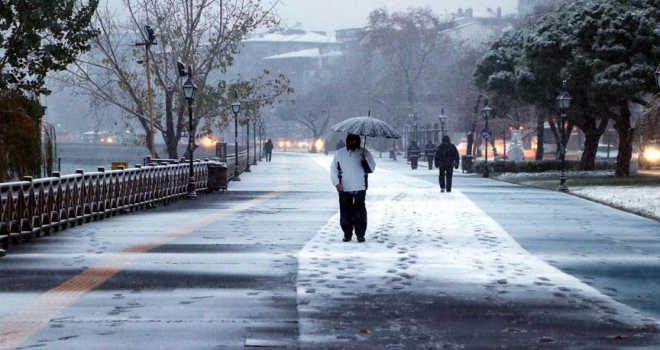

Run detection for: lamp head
[[557, 91, 572, 111], [231, 90, 241, 114], [182, 76, 197, 102], [556, 91, 572, 111], [481, 105, 492, 119], [438, 108, 447, 124], [556, 80, 572, 111]]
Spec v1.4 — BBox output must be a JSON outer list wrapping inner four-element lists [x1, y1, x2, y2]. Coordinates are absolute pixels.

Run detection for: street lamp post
[[556, 80, 572, 193], [406, 114, 413, 161], [406, 113, 418, 162], [245, 111, 251, 173], [252, 118, 258, 165], [258, 119, 264, 161], [181, 65, 198, 199], [438, 107, 447, 138], [231, 91, 241, 181], [413, 114, 419, 143], [481, 104, 493, 178]]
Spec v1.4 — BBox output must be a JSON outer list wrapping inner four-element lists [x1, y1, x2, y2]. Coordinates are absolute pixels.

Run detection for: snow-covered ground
[[497, 170, 660, 220], [572, 186, 660, 219], [296, 158, 659, 348]]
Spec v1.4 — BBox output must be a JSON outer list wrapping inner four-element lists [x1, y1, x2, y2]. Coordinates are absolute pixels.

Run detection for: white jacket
[[330, 147, 376, 191]]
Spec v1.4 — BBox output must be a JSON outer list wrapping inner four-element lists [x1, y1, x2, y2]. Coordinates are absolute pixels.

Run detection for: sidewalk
[[295, 155, 660, 349], [1, 151, 659, 349]]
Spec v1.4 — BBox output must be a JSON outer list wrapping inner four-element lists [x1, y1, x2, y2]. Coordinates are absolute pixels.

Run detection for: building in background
[[517, 0, 569, 18], [443, 7, 515, 48]]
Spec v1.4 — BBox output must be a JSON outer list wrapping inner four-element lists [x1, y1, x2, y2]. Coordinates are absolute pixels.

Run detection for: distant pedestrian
[[424, 141, 435, 170], [330, 133, 376, 243], [407, 141, 421, 170], [264, 138, 274, 162], [434, 135, 460, 193]]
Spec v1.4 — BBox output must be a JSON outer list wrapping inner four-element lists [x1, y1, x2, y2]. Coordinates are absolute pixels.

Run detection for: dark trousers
[[338, 190, 367, 239], [439, 166, 454, 191], [410, 157, 418, 169], [427, 158, 433, 169], [266, 151, 272, 162]]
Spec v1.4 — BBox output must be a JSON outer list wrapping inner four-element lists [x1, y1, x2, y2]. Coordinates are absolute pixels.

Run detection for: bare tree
[[273, 87, 335, 152], [59, 0, 292, 159], [361, 7, 452, 119]]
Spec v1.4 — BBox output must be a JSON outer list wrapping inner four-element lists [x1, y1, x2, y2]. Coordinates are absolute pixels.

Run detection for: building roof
[[244, 31, 337, 44], [263, 48, 342, 60]]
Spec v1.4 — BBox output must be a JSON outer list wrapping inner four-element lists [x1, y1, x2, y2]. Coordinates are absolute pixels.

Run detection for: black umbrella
[[331, 112, 401, 151]]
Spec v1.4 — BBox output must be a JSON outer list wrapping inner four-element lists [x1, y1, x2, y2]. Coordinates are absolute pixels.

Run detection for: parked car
[[639, 143, 660, 169], [596, 143, 618, 159]]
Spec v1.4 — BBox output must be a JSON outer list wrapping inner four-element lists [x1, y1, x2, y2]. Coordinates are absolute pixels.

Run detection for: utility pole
[[136, 25, 157, 158]]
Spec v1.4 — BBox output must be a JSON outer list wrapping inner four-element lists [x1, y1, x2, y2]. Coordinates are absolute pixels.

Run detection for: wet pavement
[[1, 151, 659, 349]]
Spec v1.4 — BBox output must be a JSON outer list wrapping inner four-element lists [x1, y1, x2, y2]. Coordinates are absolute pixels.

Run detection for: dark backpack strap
[[360, 159, 372, 173]]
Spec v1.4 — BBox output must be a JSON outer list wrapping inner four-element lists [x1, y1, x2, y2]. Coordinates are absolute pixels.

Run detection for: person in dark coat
[[407, 141, 421, 170], [264, 139, 274, 162], [424, 141, 436, 170], [434, 135, 460, 193]]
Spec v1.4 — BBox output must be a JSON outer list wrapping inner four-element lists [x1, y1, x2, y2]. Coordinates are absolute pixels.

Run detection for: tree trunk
[[547, 119, 559, 160], [466, 96, 481, 157], [490, 139, 498, 158], [535, 112, 545, 160], [579, 119, 608, 170], [466, 120, 476, 156], [614, 102, 634, 177], [164, 90, 179, 159]]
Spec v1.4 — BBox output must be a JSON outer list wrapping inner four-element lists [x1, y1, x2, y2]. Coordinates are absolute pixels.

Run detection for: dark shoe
[[357, 237, 366, 243], [342, 237, 352, 242], [441, 188, 445, 193], [447, 189, 451, 193]]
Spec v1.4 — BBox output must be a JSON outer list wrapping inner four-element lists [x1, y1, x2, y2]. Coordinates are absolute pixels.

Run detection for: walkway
[[0, 151, 658, 349]]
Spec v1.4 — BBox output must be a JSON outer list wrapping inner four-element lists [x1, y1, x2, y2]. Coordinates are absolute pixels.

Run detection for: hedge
[[472, 159, 617, 174]]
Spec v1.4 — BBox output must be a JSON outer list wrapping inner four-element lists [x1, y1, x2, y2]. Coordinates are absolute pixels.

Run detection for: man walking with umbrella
[[330, 134, 376, 243]]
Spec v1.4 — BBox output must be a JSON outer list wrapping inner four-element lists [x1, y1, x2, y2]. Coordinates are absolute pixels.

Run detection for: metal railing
[[0, 150, 248, 257]]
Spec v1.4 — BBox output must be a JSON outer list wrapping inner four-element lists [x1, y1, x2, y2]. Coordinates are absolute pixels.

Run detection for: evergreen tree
[[0, 0, 99, 95], [475, 0, 660, 175]]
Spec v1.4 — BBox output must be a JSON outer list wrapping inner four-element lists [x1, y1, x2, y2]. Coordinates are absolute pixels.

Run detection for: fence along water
[[0, 151, 249, 258]]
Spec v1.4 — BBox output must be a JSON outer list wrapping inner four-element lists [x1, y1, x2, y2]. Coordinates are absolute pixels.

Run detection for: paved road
[[0, 152, 334, 349], [1, 151, 659, 349]]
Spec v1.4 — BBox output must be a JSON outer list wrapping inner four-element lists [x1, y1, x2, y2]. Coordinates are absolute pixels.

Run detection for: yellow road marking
[[0, 189, 285, 350]]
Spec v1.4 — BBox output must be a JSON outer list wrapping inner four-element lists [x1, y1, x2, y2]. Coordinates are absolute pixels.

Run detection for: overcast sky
[[101, 0, 518, 35]]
